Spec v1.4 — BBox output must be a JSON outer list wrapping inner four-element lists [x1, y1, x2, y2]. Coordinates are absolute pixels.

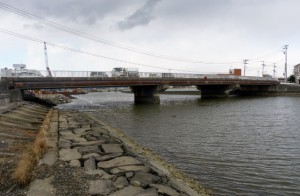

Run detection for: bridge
[[1, 70, 280, 104]]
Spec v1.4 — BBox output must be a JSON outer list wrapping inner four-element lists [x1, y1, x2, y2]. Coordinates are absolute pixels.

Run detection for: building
[[294, 63, 300, 84], [0, 64, 43, 77]]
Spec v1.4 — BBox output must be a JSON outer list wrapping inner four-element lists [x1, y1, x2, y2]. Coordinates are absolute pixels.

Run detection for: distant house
[[294, 63, 300, 84], [0, 64, 43, 78]]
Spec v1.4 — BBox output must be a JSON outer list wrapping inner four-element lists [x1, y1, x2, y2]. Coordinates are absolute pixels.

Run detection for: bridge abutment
[[131, 85, 167, 104]]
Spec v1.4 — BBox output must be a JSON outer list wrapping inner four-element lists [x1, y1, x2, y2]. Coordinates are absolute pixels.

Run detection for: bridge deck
[[6, 77, 279, 89]]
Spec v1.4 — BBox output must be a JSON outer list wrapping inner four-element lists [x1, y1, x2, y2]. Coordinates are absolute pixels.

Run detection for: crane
[[44, 42, 52, 77]]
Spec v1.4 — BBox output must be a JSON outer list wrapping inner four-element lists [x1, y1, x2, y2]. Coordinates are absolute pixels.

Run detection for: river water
[[58, 92, 300, 196]]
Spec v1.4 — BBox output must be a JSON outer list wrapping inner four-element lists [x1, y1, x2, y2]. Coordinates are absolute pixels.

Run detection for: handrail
[[1, 69, 279, 82]]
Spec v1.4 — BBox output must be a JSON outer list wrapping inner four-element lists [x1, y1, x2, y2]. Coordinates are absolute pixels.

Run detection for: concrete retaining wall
[[0, 80, 10, 105]]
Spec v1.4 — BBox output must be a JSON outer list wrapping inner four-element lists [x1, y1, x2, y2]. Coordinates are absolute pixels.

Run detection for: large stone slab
[[58, 139, 71, 149], [85, 169, 115, 179], [96, 153, 123, 162], [102, 144, 124, 154], [109, 186, 144, 196], [97, 156, 142, 169], [72, 140, 106, 147], [133, 188, 158, 196], [130, 172, 161, 188], [149, 184, 180, 196], [59, 149, 81, 161], [110, 165, 150, 175], [39, 150, 57, 166], [77, 145, 102, 154], [113, 177, 128, 189], [82, 153, 101, 160], [90, 126, 109, 135], [27, 177, 56, 196], [88, 180, 111, 195], [84, 157, 96, 171]]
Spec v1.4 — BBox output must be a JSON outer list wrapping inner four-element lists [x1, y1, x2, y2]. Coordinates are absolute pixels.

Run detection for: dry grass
[[12, 109, 53, 185]]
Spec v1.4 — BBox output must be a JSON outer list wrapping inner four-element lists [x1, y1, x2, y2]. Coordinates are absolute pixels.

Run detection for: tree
[[287, 74, 295, 83]]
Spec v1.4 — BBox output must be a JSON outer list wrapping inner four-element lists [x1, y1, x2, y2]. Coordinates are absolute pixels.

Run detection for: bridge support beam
[[131, 85, 167, 104], [197, 84, 240, 98]]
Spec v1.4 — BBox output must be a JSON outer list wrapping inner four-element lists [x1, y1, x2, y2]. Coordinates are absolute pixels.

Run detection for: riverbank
[[0, 100, 209, 195]]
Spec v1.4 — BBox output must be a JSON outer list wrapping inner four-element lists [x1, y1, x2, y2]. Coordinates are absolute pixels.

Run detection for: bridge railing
[[1, 69, 278, 81]]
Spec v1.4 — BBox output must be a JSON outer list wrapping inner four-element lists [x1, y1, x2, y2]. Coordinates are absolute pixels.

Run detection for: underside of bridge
[[197, 84, 240, 98], [130, 85, 168, 104]]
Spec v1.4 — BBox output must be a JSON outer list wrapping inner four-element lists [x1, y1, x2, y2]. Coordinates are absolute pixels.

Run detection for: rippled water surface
[[58, 92, 300, 195]]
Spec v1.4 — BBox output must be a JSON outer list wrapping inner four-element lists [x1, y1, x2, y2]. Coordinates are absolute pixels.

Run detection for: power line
[[0, 1, 244, 65], [0, 1, 284, 66], [0, 28, 199, 73]]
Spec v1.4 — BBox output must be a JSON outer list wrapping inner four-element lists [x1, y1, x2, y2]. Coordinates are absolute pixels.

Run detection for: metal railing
[[1, 69, 279, 81]]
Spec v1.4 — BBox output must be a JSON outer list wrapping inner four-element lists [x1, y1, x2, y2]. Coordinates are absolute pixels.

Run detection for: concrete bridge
[[0, 74, 282, 104]]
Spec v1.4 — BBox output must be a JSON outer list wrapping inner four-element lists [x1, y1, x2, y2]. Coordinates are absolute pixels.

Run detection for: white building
[[0, 64, 43, 77], [294, 63, 300, 84]]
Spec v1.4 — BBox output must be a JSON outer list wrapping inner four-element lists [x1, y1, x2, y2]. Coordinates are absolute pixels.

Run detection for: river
[[57, 92, 300, 196]]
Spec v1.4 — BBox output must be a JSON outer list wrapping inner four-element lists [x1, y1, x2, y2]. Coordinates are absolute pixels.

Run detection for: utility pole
[[273, 63, 276, 78], [44, 42, 52, 77], [261, 61, 265, 77], [282, 45, 288, 82], [243, 59, 248, 76]]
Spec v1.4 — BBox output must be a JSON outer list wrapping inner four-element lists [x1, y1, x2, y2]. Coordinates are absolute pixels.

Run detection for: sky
[[0, 0, 300, 77]]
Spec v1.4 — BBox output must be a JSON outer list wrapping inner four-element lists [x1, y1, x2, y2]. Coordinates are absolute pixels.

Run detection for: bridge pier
[[131, 85, 167, 104], [197, 84, 240, 98]]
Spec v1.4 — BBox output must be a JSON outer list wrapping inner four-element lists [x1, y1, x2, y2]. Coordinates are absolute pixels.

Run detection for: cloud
[[23, 23, 44, 30], [117, 0, 162, 30]]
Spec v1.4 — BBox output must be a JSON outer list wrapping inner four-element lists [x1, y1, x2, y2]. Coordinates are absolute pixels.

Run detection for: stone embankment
[[0, 100, 209, 195], [28, 110, 209, 196]]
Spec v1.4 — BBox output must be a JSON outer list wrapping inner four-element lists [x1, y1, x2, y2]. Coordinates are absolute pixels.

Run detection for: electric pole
[[273, 63, 276, 78], [261, 61, 265, 77], [282, 45, 288, 82], [243, 59, 248, 76], [44, 42, 52, 77]]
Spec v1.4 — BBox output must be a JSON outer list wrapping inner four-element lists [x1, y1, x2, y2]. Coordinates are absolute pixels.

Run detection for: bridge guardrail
[[1, 70, 279, 82]]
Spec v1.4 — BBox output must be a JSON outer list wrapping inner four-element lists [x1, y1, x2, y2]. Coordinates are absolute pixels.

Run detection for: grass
[[12, 109, 53, 185]]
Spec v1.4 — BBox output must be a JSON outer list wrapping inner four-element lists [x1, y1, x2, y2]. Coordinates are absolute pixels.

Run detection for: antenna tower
[[44, 42, 52, 77]]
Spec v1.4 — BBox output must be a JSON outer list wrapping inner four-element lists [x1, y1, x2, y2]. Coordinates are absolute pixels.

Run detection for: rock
[[126, 172, 134, 178], [59, 149, 81, 161], [102, 144, 124, 154], [133, 188, 158, 196], [39, 150, 57, 166], [27, 177, 56, 196], [71, 137, 87, 143], [97, 156, 142, 169], [88, 180, 111, 195], [73, 127, 89, 136], [85, 135, 98, 141], [72, 140, 106, 147], [84, 157, 96, 171], [110, 165, 150, 175], [113, 177, 128, 189], [69, 160, 81, 167], [109, 186, 144, 196], [130, 172, 161, 188], [90, 126, 109, 135], [77, 145, 102, 154], [149, 184, 180, 196], [96, 153, 123, 162], [82, 153, 101, 160], [57, 139, 71, 149], [85, 169, 115, 180], [80, 124, 91, 129]]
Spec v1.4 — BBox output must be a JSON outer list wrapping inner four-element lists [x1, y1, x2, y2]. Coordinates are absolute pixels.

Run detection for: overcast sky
[[0, 0, 299, 77]]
